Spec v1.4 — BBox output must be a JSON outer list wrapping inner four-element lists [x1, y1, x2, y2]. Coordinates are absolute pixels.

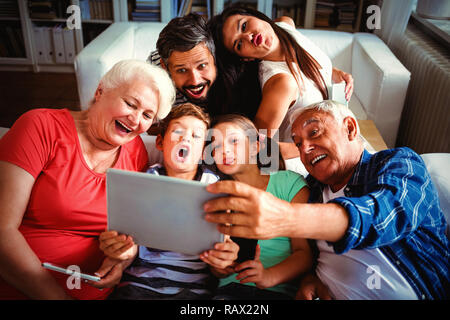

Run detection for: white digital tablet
[[106, 168, 225, 255], [331, 82, 348, 106]]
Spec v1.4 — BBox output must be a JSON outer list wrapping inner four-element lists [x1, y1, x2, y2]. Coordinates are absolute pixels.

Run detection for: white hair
[[290, 100, 360, 133], [98, 59, 176, 120]]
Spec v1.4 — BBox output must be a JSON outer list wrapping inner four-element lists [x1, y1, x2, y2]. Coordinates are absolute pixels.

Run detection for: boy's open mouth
[[175, 145, 190, 163]]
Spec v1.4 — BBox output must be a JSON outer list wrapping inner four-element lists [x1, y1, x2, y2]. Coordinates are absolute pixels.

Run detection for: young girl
[[208, 6, 353, 172], [202, 114, 313, 300]]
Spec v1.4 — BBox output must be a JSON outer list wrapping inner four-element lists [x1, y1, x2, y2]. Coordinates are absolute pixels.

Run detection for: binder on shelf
[[89, 0, 97, 19], [33, 27, 46, 64], [42, 27, 55, 64], [52, 25, 65, 64], [62, 28, 76, 64]]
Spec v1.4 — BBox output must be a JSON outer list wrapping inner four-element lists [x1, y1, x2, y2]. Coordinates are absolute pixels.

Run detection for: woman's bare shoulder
[[274, 16, 295, 28], [263, 72, 299, 94]]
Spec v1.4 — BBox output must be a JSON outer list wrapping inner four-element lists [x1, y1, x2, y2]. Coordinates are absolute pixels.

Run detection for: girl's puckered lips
[[253, 33, 263, 46]]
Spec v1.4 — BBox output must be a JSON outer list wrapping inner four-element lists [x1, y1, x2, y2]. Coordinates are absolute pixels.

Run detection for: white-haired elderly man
[[203, 100, 449, 300]]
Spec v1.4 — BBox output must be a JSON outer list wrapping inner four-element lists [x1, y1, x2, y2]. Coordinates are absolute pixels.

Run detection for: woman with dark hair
[[208, 6, 353, 173]]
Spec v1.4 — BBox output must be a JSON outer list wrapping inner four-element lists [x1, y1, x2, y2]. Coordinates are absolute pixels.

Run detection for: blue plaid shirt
[[307, 147, 449, 299]]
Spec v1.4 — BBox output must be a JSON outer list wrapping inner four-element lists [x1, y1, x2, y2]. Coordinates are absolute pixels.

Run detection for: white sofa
[[74, 22, 411, 148]]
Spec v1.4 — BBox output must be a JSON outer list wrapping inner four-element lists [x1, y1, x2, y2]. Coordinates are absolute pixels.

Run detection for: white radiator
[[393, 24, 450, 153]]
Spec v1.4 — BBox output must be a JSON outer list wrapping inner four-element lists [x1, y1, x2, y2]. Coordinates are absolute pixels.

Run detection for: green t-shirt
[[219, 170, 308, 297]]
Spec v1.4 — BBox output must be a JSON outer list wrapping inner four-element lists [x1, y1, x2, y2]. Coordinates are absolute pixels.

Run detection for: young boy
[[99, 103, 238, 299]]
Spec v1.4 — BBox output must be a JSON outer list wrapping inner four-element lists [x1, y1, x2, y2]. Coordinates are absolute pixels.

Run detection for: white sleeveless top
[[258, 22, 333, 142]]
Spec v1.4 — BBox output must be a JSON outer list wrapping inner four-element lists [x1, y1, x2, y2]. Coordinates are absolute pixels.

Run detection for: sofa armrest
[[352, 33, 411, 148], [75, 22, 137, 109]]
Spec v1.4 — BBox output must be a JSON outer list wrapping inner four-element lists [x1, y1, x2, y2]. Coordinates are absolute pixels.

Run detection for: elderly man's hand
[[204, 181, 294, 240], [296, 273, 332, 300]]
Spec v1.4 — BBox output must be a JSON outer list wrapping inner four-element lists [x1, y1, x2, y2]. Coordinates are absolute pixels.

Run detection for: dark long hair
[[208, 5, 328, 107]]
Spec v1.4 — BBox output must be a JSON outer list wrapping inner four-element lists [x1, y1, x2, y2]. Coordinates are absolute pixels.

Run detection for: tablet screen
[[107, 169, 225, 255]]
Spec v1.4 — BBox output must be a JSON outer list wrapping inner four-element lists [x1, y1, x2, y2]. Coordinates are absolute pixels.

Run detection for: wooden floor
[[0, 71, 80, 128]]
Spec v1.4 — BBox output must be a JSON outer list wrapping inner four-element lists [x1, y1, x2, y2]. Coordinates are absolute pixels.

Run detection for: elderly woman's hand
[[99, 230, 138, 261], [87, 257, 132, 289]]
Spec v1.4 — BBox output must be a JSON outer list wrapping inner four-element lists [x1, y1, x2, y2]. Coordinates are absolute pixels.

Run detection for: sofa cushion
[[300, 29, 353, 73], [348, 94, 367, 120], [134, 23, 166, 60]]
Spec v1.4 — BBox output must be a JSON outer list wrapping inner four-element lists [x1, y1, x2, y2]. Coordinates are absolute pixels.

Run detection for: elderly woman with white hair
[[0, 60, 175, 300]]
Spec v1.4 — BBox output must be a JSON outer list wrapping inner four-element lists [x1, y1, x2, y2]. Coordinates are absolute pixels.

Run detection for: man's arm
[[204, 149, 437, 253], [204, 180, 349, 241], [328, 149, 438, 254]]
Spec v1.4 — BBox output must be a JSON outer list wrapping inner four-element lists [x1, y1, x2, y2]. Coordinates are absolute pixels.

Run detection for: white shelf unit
[[0, 0, 364, 73], [127, 1, 222, 23], [0, 0, 127, 73], [213, 0, 265, 15], [125, 0, 263, 23], [268, 0, 364, 31], [214, 0, 363, 30], [0, 1, 34, 70], [102, 0, 363, 29]]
